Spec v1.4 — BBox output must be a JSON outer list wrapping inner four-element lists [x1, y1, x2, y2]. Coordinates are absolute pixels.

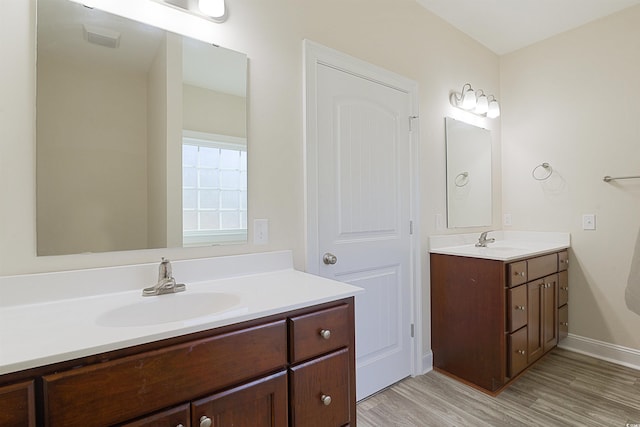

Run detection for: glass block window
[[182, 132, 247, 246]]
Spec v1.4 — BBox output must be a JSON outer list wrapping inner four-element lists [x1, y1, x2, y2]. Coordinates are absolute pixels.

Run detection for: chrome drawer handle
[[319, 329, 331, 339], [321, 394, 332, 406], [514, 271, 525, 277], [561, 286, 569, 291], [560, 322, 569, 326], [515, 305, 525, 311], [517, 349, 526, 355], [200, 416, 212, 427]]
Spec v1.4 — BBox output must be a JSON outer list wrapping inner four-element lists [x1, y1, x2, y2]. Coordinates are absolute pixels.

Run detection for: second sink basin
[[96, 292, 243, 327]]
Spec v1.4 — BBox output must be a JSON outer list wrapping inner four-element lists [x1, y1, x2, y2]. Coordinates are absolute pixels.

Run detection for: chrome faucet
[[475, 231, 495, 248], [142, 258, 186, 296]]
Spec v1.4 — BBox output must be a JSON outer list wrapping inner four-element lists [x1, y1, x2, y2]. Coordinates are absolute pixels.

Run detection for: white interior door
[[311, 60, 414, 401]]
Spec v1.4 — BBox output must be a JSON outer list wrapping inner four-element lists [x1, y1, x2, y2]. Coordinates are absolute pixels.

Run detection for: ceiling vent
[[82, 24, 121, 49]]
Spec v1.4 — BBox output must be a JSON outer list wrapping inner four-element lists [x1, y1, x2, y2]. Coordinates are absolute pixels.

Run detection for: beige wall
[[0, 0, 501, 361], [501, 6, 640, 350], [183, 84, 246, 138]]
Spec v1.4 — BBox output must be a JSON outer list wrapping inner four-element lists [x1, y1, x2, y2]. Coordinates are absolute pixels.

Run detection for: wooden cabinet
[[431, 250, 569, 393], [0, 298, 355, 427], [289, 303, 355, 427], [0, 381, 35, 427]]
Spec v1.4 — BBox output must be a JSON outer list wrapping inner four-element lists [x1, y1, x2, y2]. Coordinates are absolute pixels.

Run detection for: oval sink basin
[[96, 292, 243, 327]]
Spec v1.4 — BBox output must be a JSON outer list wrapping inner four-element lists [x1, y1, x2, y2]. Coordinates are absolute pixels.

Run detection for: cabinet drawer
[[508, 261, 527, 287], [0, 380, 35, 427], [508, 285, 527, 332], [43, 320, 287, 427], [289, 304, 350, 363], [192, 371, 288, 427], [558, 270, 568, 307], [122, 403, 189, 427], [508, 327, 528, 378], [559, 304, 569, 341], [558, 251, 569, 271], [528, 253, 558, 281], [290, 349, 351, 427]]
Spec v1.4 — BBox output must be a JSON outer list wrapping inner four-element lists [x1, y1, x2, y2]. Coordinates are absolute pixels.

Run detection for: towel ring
[[455, 172, 469, 187], [532, 163, 553, 181]]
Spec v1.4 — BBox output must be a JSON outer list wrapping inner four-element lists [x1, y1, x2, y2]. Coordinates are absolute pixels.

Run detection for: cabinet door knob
[[560, 322, 568, 326], [321, 394, 332, 406], [514, 271, 524, 277], [515, 305, 525, 311], [176, 425, 185, 427], [561, 286, 569, 291], [517, 349, 526, 355], [200, 416, 213, 427], [319, 329, 331, 339]]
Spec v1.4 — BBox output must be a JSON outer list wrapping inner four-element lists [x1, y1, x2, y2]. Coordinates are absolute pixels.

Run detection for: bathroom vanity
[[429, 232, 570, 394], [0, 252, 361, 426]]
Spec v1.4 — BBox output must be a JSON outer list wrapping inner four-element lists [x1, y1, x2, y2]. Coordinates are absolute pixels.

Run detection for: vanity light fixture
[[153, 0, 228, 23], [450, 83, 500, 118]]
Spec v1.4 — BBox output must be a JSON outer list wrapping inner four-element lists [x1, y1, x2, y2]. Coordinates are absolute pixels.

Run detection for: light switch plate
[[582, 214, 596, 230]]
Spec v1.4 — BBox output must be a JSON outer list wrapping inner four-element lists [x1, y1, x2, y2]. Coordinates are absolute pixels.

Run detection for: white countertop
[[429, 231, 570, 261], [0, 252, 363, 375]]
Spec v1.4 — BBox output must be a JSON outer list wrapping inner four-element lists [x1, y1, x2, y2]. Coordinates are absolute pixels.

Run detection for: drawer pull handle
[[515, 305, 525, 311], [514, 271, 525, 277], [200, 416, 213, 427], [177, 425, 185, 427], [320, 329, 331, 339], [321, 394, 332, 406], [560, 322, 569, 326], [517, 349, 526, 355], [561, 286, 569, 291]]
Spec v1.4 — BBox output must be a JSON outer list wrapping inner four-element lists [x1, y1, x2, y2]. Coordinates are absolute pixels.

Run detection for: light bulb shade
[[487, 100, 500, 118], [199, 0, 225, 18], [461, 88, 476, 110], [474, 95, 489, 114]]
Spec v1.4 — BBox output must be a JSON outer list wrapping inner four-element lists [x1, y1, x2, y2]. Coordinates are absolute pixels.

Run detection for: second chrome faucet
[[475, 231, 495, 248], [142, 257, 186, 296]]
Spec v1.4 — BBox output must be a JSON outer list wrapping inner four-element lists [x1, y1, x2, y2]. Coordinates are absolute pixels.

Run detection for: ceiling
[[416, 0, 640, 55]]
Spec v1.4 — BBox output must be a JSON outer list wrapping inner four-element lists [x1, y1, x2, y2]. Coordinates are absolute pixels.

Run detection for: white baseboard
[[559, 333, 640, 371], [421, 350, 433, 375]]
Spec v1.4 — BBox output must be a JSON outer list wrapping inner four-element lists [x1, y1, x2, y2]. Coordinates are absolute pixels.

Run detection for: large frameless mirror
[[36, 0, 248, 255], [445, 117, 492, 228]]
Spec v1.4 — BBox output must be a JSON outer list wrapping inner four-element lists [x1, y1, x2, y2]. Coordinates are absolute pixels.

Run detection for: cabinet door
[[0, 381, 35, 427], [527, 279, 544, 364], [191, 371, 287, 427], [290, 349, 351, 427], [542, 274, 558, 353], [527, 275, 558, 364], [122, 403, 190, 427]]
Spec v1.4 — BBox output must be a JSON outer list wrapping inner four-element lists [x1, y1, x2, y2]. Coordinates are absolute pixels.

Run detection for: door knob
[[323, 253, 337, 265]]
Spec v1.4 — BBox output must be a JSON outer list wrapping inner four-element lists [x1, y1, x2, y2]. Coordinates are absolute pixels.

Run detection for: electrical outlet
[[253, 219, 269, 244], [582, 214, 596, 230], [503, 213, 512, 227]]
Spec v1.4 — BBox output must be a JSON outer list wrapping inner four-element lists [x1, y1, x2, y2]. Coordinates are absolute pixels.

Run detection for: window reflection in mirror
[[445, 117, 492, 228], [36, 0, 247, 256]]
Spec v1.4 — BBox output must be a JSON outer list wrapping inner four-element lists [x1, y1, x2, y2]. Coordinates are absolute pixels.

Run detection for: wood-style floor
[[357, 348, 640, 426]]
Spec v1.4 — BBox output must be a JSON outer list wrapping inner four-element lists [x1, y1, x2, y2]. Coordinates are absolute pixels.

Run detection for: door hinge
[[409, 115, 418, 132], [409, 220, 414, 235], [410, 323, 415, 338]]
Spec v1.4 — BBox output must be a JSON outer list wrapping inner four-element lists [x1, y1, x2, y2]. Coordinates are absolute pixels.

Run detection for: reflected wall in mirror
[[36, 0, 247, 256], [445, 117, 492, 228]]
